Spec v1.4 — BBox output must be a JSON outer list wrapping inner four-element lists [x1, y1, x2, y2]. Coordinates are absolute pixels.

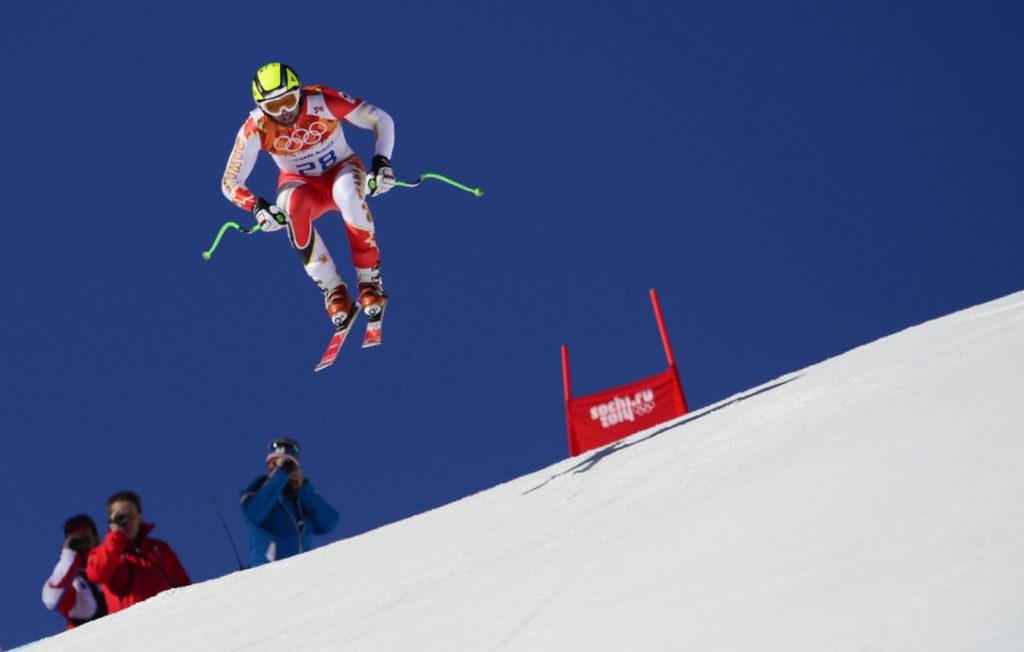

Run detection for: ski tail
[[315, 308, 361, 372]]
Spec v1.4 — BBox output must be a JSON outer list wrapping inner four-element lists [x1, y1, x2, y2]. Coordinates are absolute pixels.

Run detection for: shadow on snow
[[522, 375, 802, 495]]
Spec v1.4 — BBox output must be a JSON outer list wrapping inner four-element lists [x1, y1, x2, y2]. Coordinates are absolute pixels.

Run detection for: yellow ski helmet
[[252, 62, 300, 103]]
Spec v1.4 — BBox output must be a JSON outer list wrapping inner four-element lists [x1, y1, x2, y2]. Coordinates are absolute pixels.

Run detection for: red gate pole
[[650, 289, 689, 414], [561, 344, 579, 456]]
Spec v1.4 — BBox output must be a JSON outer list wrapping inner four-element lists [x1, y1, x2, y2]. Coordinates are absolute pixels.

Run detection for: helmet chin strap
[[269, 111, 298, 126]]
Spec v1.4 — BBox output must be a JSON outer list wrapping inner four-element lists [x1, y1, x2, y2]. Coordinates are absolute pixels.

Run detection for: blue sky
[[2, 1, 1021, 646]]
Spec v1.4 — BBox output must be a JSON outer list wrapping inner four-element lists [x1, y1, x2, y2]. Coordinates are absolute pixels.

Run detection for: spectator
[[241, 438, 339, 567], [41, 514, 108, 628], [86, 491, 191, 613]]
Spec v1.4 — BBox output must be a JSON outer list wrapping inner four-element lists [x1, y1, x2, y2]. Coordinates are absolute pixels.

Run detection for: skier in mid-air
[[221, 62, 395, 333]]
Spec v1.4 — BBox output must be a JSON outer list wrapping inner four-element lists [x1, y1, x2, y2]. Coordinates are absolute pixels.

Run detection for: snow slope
[[28, 292, 1024, 651]]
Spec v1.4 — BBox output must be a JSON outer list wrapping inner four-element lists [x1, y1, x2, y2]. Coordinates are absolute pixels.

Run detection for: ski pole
[[369, 171, 484, 197], [202, 221, 261, 260], [212, 496, 246, 571]]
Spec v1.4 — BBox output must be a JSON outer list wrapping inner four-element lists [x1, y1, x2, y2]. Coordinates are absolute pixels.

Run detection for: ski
[[314, 308, 362, 372], [361, 298, 388, 348]]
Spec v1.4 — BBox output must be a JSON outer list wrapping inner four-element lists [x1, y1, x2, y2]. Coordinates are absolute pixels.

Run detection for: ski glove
[[367, 155, 395, 197], [252, 197, 288, 232]]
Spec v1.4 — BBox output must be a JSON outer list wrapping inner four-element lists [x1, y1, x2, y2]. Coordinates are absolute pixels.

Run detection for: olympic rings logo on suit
[[274, 121, 331, 153]]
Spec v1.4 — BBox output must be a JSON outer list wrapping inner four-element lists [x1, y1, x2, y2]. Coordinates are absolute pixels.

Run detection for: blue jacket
[[240, 470, 339, 567]]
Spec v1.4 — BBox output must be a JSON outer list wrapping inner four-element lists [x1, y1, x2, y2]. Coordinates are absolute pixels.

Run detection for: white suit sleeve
[[344, 101, 395, 160], [41, 549, 78, 610], [221, 117, 262, 211]]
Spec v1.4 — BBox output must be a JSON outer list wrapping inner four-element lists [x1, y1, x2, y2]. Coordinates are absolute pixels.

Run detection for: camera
[[281, 459, 297, 473], [67, 538, 84, 553], [112, 512, 130, 526]]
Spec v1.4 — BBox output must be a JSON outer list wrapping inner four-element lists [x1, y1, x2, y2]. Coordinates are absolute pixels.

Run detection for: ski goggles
[[259, 90, 300, 116], [268, 438, 301, 460]]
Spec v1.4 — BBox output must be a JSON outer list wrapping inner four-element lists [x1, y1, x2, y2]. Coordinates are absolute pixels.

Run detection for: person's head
[[266, 437, 301, 474], [63, 514, 99, 552], [106, 490, 143, 541], [252, 62, 302, 125]]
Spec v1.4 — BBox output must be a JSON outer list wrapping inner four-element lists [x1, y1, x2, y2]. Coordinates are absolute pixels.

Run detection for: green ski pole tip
[[202, 251, 212, 260], [474, 188, 484, 197]]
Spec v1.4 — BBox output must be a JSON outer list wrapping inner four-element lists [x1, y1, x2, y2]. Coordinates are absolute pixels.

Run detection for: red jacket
[[86, 523, 191, 613]]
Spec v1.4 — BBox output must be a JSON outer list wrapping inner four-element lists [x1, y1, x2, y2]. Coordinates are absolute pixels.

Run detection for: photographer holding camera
[[41, 515, 108, 629], [86, 490, 191, 613], [240, 438, 339, 567]]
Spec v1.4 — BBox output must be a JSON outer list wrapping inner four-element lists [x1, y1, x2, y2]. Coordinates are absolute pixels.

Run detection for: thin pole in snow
[[213, 496, 246, 571]]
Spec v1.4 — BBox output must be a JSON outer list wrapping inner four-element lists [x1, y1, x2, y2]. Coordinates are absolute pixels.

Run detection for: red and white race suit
[[221, 85, 395, 293], [41, 549, 106, 628]]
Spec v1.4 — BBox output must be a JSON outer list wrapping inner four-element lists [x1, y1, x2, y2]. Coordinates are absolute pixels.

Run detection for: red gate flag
[[566, 368, 686, 456], [562, 289, 690, 456]]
